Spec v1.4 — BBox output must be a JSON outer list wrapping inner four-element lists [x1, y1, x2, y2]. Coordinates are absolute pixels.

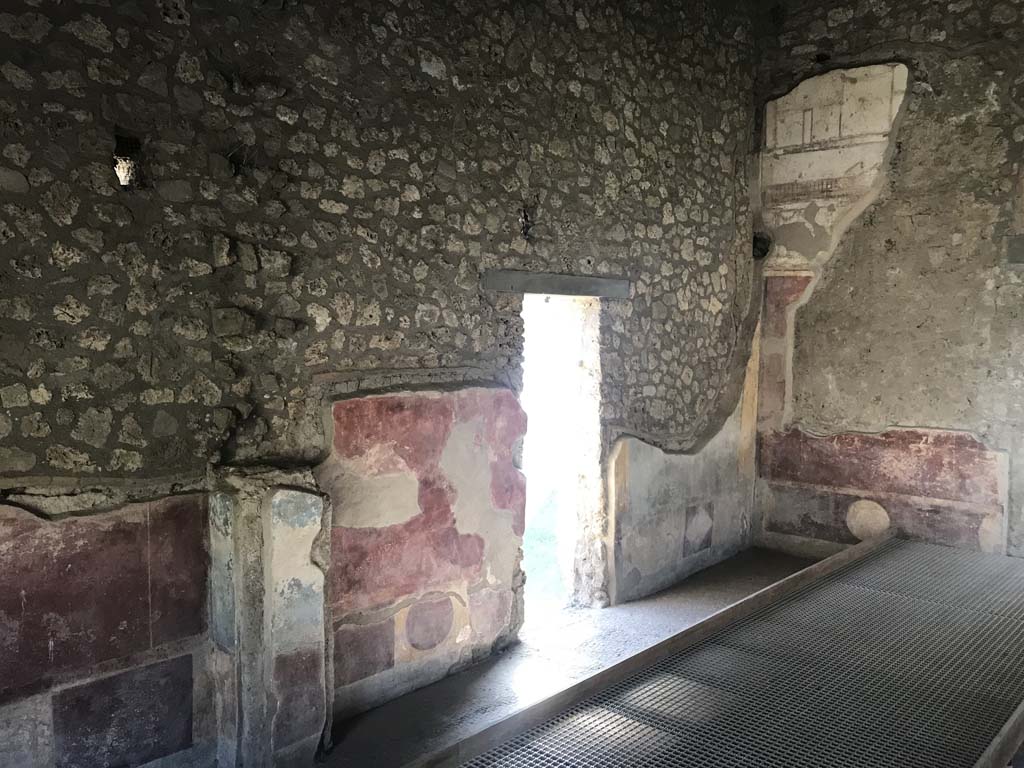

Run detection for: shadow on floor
[[325, 547, 814, 768]]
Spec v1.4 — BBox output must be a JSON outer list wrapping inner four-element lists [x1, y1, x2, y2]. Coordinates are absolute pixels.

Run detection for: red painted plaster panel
[[149, 495, 209, 647], [326, 390, 526, 615], [333, 619, 395, 687], [330, 395, 454, 471], [0, 496, 209, 704], [330, 523, 483, 615], [760, 428, 1004, 508], [764, 482, 990, 550], [758, 353, 785, 405], [0, 504, 150, 703], [763, 275, 812, 337], [273, 647, 325, 752]]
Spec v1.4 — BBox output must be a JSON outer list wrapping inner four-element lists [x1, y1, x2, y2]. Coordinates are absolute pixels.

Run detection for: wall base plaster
[[608, 337, 759, 605]]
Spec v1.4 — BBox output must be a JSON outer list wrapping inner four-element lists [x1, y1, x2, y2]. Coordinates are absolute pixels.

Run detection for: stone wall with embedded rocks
[[0, 0, 756, 483], [756, 0, 1024, 556]]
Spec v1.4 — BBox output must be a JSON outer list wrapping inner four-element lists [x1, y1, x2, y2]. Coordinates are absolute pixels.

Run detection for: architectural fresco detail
[[753, 0, 1024, 558]]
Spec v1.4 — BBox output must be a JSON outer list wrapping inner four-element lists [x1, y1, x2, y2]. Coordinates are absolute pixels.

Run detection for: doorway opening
[[520, 294, 603, 627]]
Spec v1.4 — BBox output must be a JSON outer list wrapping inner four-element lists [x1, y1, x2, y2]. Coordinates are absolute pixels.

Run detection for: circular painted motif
[[846, 499, 891, 541], [406, 595, 455, 651]]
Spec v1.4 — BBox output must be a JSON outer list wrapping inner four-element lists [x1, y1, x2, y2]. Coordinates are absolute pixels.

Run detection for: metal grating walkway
[[461, 539, 1024, 768]]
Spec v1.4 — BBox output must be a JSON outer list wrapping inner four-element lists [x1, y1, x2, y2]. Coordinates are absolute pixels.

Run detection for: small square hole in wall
[[1008, 235, 1024, 266]]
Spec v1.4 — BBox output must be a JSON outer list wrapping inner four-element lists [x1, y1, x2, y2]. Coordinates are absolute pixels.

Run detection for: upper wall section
[[760, 63, 907, 271], [0, 0, 757, 481]]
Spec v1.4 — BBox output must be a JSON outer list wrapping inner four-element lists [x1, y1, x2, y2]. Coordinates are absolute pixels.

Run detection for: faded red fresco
[[326, 389, 526, 617], [761, 428, 1003, 507], [0, 496, 208, 704], [758, 274, 813, 430], [760, 428, 1007, 550], [763, 275, 813, 337]]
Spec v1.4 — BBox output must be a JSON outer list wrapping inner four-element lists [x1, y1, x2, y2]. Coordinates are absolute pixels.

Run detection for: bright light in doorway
[[520, 294, 602, 621]]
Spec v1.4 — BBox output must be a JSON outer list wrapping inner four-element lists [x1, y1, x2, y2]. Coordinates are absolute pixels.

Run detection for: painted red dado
[[320, 388, 527, 707], [0, 496, 209, 703], [759, 428, 1008, 552], [761, 428, 1004, 507]]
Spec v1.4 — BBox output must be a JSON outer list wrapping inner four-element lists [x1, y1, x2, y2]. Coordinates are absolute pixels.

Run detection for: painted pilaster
[[208, 469, 329, 768]]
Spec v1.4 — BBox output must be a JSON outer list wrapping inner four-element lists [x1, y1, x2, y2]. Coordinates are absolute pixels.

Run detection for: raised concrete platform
[[324, 548, 813, 768]]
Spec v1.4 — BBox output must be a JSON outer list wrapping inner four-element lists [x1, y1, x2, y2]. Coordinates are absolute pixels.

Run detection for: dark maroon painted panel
[[149, 495, 209, 646], [0, 504, 150, 703], [273, 647, 325, 751], [333, 618, 395, 687], [0, 496, 209, 705], [760, 428, 1003, 507], [53, 654, 193, 768]]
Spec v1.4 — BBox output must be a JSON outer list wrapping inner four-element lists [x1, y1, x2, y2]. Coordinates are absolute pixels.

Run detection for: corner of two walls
[[208, 470, 328, 768], [0, 474, 331, 768], [607, 336, 761, 605], [752, 61, 1012, 558]]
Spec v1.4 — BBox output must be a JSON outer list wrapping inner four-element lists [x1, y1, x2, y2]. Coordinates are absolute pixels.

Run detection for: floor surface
[[325, 547, 813, 768], [461, 539, 1024, 768]]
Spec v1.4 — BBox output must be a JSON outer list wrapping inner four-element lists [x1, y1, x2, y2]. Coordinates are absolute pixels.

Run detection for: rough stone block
[[1008, 234, 1024, 266], [0, 166, 29, 193], [211, 307, 252, 337], [53, 655, 194, 768]]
